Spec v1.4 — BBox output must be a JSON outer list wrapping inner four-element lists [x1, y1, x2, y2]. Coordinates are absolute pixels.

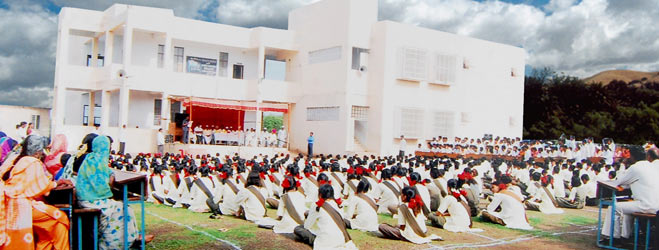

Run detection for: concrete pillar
[[256, 46, 265, 140], [163, 33, 172, 70], [52, 25, 70, 134], [88, 91, 96, 126], [52, 86, 67, 134], [91, 37, 99, 67], [161, 93, 170, 131], [103, 31, 113, 66], [101, 90, 110, 130], [119, 87, 130, 128], [122, 25, 133, 66]]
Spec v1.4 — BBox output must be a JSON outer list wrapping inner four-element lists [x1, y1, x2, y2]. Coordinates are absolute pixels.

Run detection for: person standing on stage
[[182, 117, 191, 144], [119, 124, 127, 154], [157, 128, 165, 155], [307, 132, 314, 158], [194, 125, 204, 144]]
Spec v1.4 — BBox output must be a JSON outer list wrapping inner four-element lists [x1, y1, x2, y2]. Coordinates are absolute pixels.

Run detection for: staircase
[[352, 138, 369, 155]]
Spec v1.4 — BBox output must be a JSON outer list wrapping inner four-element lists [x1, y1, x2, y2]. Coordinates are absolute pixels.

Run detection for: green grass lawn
[[135, 203, 602, 249]]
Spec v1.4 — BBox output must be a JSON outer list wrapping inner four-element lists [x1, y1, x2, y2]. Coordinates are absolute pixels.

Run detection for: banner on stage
[[186, 56, 217, 76]]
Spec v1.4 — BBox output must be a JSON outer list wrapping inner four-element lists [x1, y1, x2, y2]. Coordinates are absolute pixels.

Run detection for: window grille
[[394, 107, 424, 138], [307, 107, 340, 121], [351, 106, 368, 121], [397, 47, 427, 81]]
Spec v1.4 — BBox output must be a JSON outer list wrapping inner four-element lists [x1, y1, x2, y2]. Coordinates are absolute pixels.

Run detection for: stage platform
[[164, 143, 290, 158]]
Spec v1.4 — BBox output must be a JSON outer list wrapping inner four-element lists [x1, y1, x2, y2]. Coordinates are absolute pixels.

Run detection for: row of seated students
[[0, 132, 155, 250], [116, 147, 659, 249]]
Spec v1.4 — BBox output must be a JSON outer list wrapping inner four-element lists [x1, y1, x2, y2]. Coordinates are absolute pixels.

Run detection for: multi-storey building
[[52, 0, 525, 155]]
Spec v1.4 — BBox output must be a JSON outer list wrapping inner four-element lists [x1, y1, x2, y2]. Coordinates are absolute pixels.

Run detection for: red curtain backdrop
[[187, 105, 244, 130]]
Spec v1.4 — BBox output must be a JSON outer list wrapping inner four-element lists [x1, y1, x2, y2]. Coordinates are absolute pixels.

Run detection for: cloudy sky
[[1, 0, 658, 108]]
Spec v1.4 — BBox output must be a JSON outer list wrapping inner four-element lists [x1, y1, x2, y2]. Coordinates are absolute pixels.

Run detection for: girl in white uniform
[[481, 182, 533, 230], [270, 176, 307, 233], [345, 179, 379, 232], [377, 186, 442, 244]]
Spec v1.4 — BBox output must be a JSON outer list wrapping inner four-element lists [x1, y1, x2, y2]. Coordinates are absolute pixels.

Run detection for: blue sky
[[0, 0, 658, 107]]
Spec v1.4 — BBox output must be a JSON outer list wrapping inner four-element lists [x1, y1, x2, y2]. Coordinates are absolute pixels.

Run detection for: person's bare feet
[[136, 234, 155, 244]]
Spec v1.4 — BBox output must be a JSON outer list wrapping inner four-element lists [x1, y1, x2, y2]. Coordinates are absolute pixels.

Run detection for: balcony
[[59, 64, 300, 103]]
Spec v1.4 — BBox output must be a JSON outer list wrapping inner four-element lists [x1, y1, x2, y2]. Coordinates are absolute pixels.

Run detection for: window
[[431, 54, 457, 85], [154, 99, 162, 126], [219, 52, 229, 77], [432, 111, 455, 138], [86, 54, 104, 67], [157, 44, 164, 68], [394, 107, 424, 138], [351, 106, 368, 121], [170, 100, 181, 122], [308, 46, 341, 64], [307, 107, 339, 121], [173, 47, 184, 72], [233, 64, 244, 79], [397, 47, 427, 81], [82, 105, 101, 126], [351, 47, 369, 70], [31, 115, 40, 130]]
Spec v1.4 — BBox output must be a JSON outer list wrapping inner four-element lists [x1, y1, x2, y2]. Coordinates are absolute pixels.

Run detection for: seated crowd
[[417, 136, 635, 165], [1, 131, 658, 250]]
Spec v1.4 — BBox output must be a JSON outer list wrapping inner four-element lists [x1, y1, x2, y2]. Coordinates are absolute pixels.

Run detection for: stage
[[164, 143, 290, 158]]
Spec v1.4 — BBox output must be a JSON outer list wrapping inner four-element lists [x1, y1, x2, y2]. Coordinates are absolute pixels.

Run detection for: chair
[[631, 212, 656, 250], [73, 208, 101, 250]]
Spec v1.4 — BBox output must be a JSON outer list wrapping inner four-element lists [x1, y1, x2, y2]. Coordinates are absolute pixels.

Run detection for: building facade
[[52, 0, 524, 155]]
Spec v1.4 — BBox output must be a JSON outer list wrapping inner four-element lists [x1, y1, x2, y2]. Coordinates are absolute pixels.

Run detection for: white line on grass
[[147, 211, 241, 250], [425, 227, 598, 250]]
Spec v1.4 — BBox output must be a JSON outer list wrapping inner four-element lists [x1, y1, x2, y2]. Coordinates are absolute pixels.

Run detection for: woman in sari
[[45, 134, 68, 176], [0, 138, 18, 165], [75, 135, 151, 250], [0, 135, 71, 250]]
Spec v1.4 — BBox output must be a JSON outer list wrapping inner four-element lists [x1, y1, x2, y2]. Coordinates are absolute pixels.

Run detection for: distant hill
[[584, 70, 659, 85]]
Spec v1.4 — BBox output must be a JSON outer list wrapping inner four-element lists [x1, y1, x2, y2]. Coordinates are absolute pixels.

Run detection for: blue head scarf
[[76, 136, 113, 201]]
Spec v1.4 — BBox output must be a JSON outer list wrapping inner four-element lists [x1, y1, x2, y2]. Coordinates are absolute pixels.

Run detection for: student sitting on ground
[[556, 175, 586, 209], [235, 172, 276, 226], [429, 179, 482, 232], [378, 186, 442, 244], [481, 182, 533, 230], [374, 169, 401, 215], [344, 179, 379, 232], [525, 175, 564, 214], [269, 176, 307, 233], [294, 184, 357, 249]]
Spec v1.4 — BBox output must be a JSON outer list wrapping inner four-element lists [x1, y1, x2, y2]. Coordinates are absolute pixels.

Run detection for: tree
[[263, 115, 283, 131], [523, 67, 659, 144]]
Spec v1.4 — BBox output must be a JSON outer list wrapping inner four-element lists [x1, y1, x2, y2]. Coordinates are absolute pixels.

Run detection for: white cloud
[[0, 86, 53, 108], [0, 3, 57, 93]]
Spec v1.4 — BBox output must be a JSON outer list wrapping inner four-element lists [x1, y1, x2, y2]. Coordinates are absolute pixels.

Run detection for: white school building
[[51, 0, 525, 155]]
